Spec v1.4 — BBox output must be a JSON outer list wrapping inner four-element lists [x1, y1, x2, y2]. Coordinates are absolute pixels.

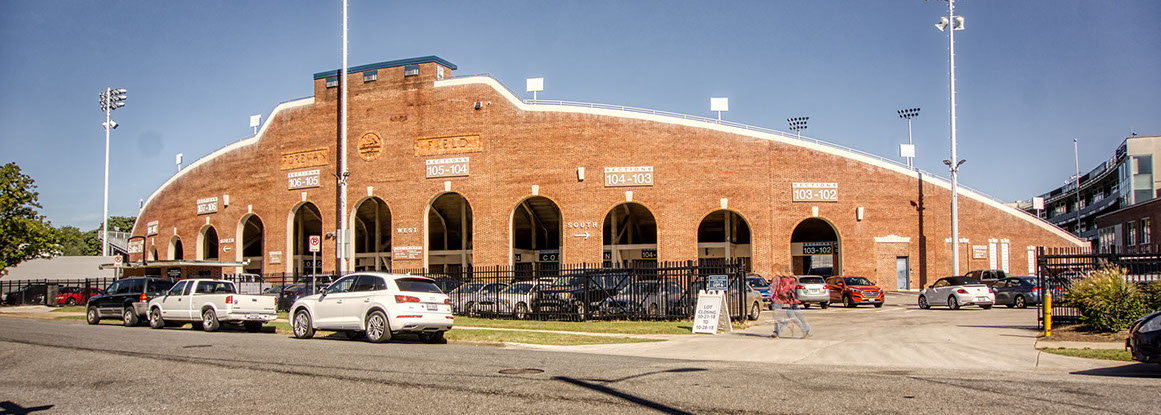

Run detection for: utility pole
[[99, 87, 127, 257]]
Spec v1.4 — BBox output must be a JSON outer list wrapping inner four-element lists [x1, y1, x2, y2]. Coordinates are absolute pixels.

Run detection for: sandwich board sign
[[692, 275, 732, 334]]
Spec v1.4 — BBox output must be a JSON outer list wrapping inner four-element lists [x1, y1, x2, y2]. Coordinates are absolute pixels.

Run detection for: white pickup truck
[[147, 279, 277, 332]]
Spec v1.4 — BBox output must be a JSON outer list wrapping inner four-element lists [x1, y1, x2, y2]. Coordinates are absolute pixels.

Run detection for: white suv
[[289, 273, 453, 343]]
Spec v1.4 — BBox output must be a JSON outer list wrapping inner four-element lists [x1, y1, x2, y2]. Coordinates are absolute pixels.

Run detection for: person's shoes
[[801, 332, 812, 339], [770, 332, 780, 338]]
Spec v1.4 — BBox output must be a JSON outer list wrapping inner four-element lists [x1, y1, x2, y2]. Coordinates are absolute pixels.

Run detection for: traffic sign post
[[308, 235, 321, 292]]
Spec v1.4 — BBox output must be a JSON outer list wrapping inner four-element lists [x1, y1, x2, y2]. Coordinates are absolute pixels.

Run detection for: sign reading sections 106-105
[[287, 169, 321, 190], [426, 157, 469, 178], [604, 166, 653, 187], [791, 182, 838, 202]]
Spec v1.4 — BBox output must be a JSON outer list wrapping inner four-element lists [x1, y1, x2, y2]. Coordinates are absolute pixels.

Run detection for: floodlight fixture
[[897, 107, 921, 168], [787, 116, 809, 139]]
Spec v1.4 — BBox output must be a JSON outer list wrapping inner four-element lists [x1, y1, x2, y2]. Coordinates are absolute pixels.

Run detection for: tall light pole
[[337, 0, 351, 274], [1074, 138, 1081, 235], [787, 117, 809, 139], [936, 0, 965, 275], [99, 87, 127, 257], [898, 107, 920, 169]]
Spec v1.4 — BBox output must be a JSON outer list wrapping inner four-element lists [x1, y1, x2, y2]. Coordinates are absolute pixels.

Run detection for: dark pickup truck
[[530, 270, 630, 317]]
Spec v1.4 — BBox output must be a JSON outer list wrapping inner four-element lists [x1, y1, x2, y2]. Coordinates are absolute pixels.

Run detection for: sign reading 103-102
[[791, 182, 838, 202], [604, 166, 653, 187], [426, 157, 469, 178]]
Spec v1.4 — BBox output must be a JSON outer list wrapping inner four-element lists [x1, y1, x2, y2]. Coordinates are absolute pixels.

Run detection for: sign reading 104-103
[[604, 166, 653, 187], [791, 182, 838, 202], [426, 157, 469, 178]]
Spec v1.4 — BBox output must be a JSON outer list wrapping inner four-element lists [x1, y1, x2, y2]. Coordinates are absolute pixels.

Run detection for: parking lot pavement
[[538, 292, 1115, 371]]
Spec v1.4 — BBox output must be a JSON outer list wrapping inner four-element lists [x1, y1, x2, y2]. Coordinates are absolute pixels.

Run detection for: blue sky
[[2, 1, 1159, 229]]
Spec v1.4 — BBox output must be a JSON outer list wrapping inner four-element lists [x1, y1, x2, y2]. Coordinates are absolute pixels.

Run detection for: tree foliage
[[0, 162, 59, 275]]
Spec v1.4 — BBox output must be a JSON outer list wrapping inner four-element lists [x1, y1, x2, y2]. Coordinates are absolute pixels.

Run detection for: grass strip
[[1038, 347, 1133, 362], [52, 306, 86, 313]]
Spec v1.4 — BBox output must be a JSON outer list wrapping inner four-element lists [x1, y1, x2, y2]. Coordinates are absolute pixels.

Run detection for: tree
[[1, 162, 59, 275], [56, 226, 98, 256]]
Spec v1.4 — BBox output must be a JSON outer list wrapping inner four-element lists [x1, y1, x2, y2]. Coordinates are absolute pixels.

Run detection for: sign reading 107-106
[[604, 166, 653, 187], [791, 182, 838, 202], [426, 157, 469, 178]]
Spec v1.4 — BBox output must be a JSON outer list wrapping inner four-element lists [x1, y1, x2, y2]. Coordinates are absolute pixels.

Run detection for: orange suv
[[826, 276, 885, 308]]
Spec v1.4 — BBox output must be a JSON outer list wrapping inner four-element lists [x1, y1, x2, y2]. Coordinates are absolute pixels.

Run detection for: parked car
[[795, 275, 830, 309], [992, 276, 1040, 309], [448, 282, 508, 316], [55, 287, 104, 306], [3, 283, 48, 305], [918, 276, 994, 310], [147, 279, 277, 332], [530, 270, 631, 316], [599, 280, 683, 317], [476, 281, 540, 319], [826, 276, 885, 308], [671, 276, 764, 320], [745, 275, 772, 308], [289, 273, 453, 343], [964, 269, 1011, 286], [1127, 310, 1161, 364], [86, 277, 175, 326], [430, 276, 465, 294], [277, 278, 333, 312]]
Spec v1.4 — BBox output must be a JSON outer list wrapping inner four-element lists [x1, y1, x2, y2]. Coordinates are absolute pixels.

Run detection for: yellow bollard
[[1044, 290, 1052, 337]]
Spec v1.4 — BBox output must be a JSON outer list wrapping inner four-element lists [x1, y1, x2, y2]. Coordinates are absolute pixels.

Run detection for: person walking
[[771, 275, 811, 338]]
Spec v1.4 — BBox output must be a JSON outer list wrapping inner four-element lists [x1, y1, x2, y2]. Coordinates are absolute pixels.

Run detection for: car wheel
[[244, 322, 264, 333], [67, 298, 77, 306], [148, 308, 166, 329], [748, 302, 761, 320], [86, 307, 100, 325], [648, 303, 659, 316], [573, 301, 588, 317], [803, 303, 811, 309], [344, 330, 365, 340], [980, 304, 993, 310], [514, 303, 529, 320], [820, 302, 830, 309], [122, 307, 139, 327], [292, 310, 314, 339], [874, 303, 883, 308], [365, 310, 391, 343], [918, 295, 930, 309], [843, 295, 855, 308], [202, 309, 221, 332], [1014, 295, 1027, 309], [947, 296, 960, 310], [465, 302, 476, 317], [419, 332, 447, 344]]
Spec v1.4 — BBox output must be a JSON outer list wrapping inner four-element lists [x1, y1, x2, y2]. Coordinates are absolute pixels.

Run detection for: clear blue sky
[[2, 1, 1159, 229]]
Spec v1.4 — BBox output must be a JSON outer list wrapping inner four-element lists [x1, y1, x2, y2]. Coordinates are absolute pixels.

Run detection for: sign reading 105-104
[[426, 157, 469, 178], [604, 166, 653, 187], [791, 182, 838, 202]]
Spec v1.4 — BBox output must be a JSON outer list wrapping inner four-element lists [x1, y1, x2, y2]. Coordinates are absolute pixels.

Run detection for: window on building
[[325, 76, 338, 88], [1128, 221, 1137, 245], [1144, 218, 1152, 245], [363, 71, 378, 83], [404, 65, 419, 77]]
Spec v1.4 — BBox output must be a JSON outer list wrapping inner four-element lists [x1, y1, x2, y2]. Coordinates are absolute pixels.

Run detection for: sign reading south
[[426, 157, 469, 178], [604, 166, 653, 187], [791, 182, 838, 202]]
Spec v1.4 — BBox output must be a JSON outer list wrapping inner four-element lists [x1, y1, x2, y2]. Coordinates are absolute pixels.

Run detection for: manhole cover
[[498, 368, 544, 375], [182, 344, 213, 349]]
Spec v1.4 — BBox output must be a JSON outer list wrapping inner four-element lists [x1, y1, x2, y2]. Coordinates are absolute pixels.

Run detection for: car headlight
[[1140, 316, 1161, 333]]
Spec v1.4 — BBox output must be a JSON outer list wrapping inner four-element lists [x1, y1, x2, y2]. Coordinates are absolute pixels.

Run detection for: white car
[[289, 273, 453, 343], [147, 279, 277, 332], [918, 276, 995, 310], [478, 281, 540, 319]]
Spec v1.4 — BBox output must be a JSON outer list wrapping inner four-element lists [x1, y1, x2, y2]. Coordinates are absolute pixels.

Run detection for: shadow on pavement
[[1071, 363, 1161, 378], [555, 376, 693, 415], [0, 401, 54, 414]]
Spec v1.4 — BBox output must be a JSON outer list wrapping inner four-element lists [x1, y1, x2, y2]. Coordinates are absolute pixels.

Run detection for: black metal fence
[[0, 278, 116, 306], [216, 259, 753, 321], [1036, 247, 1161, 327]]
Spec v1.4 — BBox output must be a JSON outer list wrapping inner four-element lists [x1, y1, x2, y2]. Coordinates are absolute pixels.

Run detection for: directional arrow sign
[[573, 231, 591, 240]]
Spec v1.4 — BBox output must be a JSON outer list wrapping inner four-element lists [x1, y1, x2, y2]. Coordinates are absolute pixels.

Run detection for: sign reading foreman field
[[414, 134, 481, 156]]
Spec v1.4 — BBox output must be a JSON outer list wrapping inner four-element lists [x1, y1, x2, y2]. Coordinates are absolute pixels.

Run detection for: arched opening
[[602, 202, 658, 267], [199, 226, 219, 261], [148, 246, 158, 261], [238, 214, 264, 274], [169, 236, 184, 260], [427, 193, 472, 274], [790, 218, 842, 276], [511, 196, 562, 279], [697, 210, 752, 270], [352, 197, 391, 271], [290, 203, 323, 276]]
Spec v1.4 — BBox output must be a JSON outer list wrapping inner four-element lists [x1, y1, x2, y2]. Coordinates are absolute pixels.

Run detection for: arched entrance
[[289, 202, 323, 276], [427, 193, 472, 274], [237, 214, 264, 274], [169, 236, 183, 260], [148, 246, 158, 261], [603, 202, 658, 267], [790, 218, 841, 276], [511, 196, 562, 278], [697, 210, 752, 270], [352, 197, 391, 271], [198, 226, 219, 260]]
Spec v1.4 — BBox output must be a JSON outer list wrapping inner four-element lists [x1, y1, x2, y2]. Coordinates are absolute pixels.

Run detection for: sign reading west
[[196, 197, 219, 215], [146, 220, 159, 236], [791, 182, 838, 202], [287, 169, 321, 190], [604, 166, 653, 187], [426, 157, 469, 178]]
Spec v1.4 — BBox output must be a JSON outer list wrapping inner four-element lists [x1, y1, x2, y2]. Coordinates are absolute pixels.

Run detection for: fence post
[[1044, 289, 1052, 337]]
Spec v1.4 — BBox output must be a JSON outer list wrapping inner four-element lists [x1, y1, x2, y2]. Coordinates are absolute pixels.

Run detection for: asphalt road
[[1, 317, 1158, 415]]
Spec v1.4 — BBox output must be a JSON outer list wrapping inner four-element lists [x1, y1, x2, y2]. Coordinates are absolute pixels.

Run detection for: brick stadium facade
[[125, 56, 1082, 290]]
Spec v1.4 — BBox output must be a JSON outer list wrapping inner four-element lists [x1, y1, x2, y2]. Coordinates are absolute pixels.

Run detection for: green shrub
[[1064, 267, 1148, 332], [1143, 280, 1161, 312]]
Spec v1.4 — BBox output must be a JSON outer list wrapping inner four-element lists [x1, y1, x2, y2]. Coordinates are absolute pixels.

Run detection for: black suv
[[2, 283, 47, 305], [531, 270, 630, 316], [86, 277, 174, 326]]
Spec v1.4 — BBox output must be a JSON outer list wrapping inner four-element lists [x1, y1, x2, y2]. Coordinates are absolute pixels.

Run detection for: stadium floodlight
[[897, 107, 920, 169], [787, 116, 809, 139], [98, 87, 127, 257]]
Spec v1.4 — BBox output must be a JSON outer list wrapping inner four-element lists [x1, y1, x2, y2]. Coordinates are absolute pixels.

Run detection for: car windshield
[[395, 278, 442, 293], [450, 283, 486, 294], [843, 277, 874, 286], [798, 276, 826, 284], [501, 283, 534, 294], [746, 277, 769, 288]]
